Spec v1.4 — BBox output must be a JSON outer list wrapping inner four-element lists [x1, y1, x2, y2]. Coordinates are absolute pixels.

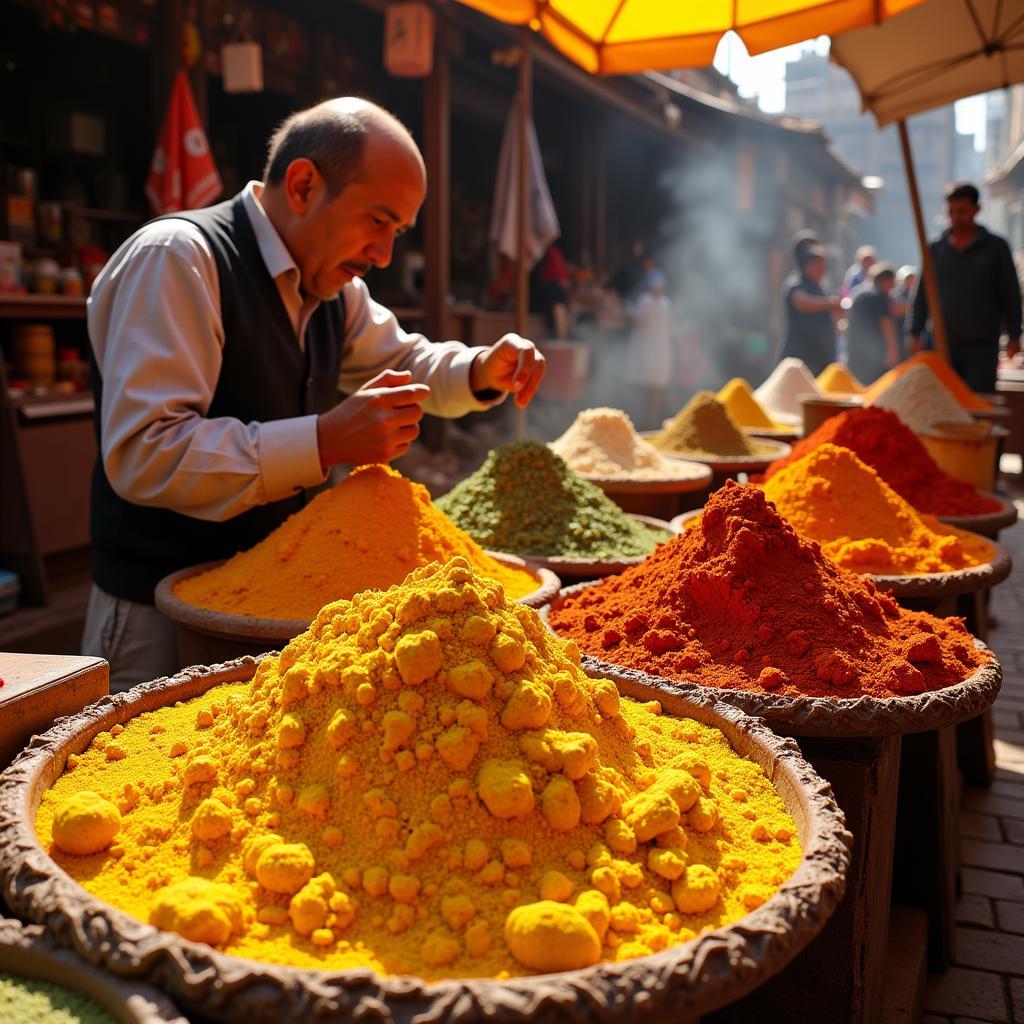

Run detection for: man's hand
[[316, 369, 430, 469], [1007, 338, 1021, 360], [470, 334, 546, 409]]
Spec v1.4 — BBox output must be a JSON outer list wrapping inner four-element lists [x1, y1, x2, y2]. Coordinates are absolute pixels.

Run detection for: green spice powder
[[0, 973, 117, 1024], [436, 440, 668, 558], [653, 392, 775, 459]]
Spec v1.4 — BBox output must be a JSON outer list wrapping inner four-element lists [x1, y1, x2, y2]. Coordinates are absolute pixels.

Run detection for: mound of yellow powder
[[549, 408, 707, 481], [174, 464, 538, 618], [716, 379, 785, 430], [816, 363, 864, 395], [39, 558, 801, 980], [762, 444, 995, 575]]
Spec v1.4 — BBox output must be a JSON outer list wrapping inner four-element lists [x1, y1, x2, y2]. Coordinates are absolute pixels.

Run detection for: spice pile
[[761, 445, 994, 575], [38, 557, 801, 978], [864, 352, 993, 410], [174, 465, 539, 618], [549, 408, 707, 481], [754, 359, 822, 425], [548, 481, 988, 700], [716, 379, 783, 430], [816, 363, 864, 395], [436, 441, 668, 558], [652, 392, 776, 460], [0, 974, 115, 1024], [757, 407, 1001, 517], [868, 364, 973, 434]]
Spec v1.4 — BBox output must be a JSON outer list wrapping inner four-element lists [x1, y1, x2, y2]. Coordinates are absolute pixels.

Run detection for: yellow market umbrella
[[458, 0, 925, 75], [830, 0, 1024, 360]]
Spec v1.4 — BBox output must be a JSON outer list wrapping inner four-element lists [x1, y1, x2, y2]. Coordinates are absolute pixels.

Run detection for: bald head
[[264, 97, 425, 197]]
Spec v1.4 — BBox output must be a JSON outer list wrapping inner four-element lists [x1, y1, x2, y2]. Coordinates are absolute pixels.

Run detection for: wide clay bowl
[[155, 552, 561, 666], [543, 583, 1002, 740], [0, 657, 851, 1024]]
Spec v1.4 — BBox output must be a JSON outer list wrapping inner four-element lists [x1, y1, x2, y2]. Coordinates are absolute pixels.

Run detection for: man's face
[[287, 135, 426, 301], [804, 254, 826, 283], [861, 254, 875, 271], [948, 197, 979, 233], [875, 274, 894, 296]]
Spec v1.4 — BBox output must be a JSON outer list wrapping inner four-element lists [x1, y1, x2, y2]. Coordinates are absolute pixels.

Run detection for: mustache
[[343, 262, 372, 276]]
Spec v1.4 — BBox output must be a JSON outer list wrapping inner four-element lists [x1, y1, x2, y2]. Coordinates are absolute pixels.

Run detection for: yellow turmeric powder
[[815, 363, 864, 395], [38, 558, 800, 980], [175, 464, 538, 618], [716, 379, 784, 430], [761, 444, 995, 575]]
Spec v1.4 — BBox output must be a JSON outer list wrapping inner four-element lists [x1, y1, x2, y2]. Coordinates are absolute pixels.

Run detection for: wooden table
[[0, 652, 108, 769]]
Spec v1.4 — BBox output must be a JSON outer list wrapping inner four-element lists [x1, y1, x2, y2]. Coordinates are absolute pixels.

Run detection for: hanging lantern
[[222, 10, 263, 93], [384, 3, 434, 78]]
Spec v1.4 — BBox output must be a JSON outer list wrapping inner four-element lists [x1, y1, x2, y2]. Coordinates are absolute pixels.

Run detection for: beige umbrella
[[831, 0, 1024, 359]]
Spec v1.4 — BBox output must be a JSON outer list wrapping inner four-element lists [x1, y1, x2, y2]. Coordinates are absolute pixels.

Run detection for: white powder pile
[[549, 407, 706, 480], [869, 363, 973, 434], [754, 358, 824, 425]]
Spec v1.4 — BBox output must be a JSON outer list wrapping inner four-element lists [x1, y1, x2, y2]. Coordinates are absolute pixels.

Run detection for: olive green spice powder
[[653, 392, 775, 459], [0, 973, 117, 1024], [436, 440, 668, 557]]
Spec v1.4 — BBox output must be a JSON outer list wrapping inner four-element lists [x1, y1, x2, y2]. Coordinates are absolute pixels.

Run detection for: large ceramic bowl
[[0, 916, 187, 1023], [155, 553, 561, 666], [543, 583, 1002, 739], [0, 657, 850, 1024]]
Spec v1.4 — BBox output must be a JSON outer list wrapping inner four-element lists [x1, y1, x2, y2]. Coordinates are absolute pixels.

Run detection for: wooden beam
[[898, 119, 949, 360], [424, 23, 451, 343]]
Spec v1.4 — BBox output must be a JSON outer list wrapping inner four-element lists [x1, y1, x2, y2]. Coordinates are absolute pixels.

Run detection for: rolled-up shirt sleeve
[[88, 224, 325, 523], [338, 279, 506, 417]]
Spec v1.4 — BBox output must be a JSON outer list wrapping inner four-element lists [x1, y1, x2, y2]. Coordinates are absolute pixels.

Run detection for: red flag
[[145, 70, 222, 216]]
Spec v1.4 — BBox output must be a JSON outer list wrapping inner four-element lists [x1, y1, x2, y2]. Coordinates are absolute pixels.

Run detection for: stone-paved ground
[[923, 487, 1024, 1024]]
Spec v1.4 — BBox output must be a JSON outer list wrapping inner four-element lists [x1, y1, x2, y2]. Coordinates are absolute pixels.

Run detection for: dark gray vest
[[90, 193, 346, 603]]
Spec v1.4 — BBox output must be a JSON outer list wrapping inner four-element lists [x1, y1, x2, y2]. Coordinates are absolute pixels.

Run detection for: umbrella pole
[[897, 118, 949, 361], [514, 26, 532, 439]]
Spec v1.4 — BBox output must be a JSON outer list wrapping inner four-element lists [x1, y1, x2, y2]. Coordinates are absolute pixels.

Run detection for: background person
[[908, 181, 1021, 392], [780, 242, 841, 375], [847, 263, 900, 383]]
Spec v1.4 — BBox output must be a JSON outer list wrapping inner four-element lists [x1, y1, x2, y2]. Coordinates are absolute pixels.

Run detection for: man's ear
[[283, 158, 322, 213]]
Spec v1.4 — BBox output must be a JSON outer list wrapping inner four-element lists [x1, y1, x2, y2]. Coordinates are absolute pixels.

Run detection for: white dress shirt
[[88, 182, 501, 522]]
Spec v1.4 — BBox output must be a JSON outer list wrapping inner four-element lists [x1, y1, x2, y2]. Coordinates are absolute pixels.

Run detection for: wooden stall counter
[[0, 652, 107, 769]]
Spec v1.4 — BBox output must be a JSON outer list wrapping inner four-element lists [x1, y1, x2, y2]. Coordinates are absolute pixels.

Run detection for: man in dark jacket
[[909, 182, 1021, 392]]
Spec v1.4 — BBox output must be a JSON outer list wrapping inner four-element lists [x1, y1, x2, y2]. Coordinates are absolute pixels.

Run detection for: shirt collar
[[241, 181, 300, 284]]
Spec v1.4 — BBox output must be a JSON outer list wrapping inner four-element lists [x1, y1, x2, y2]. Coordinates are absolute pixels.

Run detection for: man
[[780, 242, 841, 375], [846, 263, 900, 384], [83, 97, 545, 689], [841, 244, 876, 297], [909, 182, 1022, 392]]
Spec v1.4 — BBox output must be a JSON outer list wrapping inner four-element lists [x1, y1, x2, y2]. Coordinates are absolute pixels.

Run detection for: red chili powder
[[753, 407, 1000, 516], [548, 481, 987, 699]]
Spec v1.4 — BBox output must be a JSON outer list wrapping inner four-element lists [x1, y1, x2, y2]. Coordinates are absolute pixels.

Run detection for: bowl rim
[[154, 553, 562, 641]]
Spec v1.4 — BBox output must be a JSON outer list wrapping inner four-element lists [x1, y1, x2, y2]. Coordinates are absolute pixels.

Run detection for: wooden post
[[708, 735, 902, 1024], [898, 119, 949, 361], [421, 20, 451, 452], [514, 26, 532, 439], [424, 26, 450, 344]]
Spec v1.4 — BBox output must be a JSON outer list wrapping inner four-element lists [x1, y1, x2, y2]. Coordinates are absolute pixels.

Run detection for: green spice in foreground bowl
[[436, 439, 669, 558], [0, 973, 117, 1024]]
